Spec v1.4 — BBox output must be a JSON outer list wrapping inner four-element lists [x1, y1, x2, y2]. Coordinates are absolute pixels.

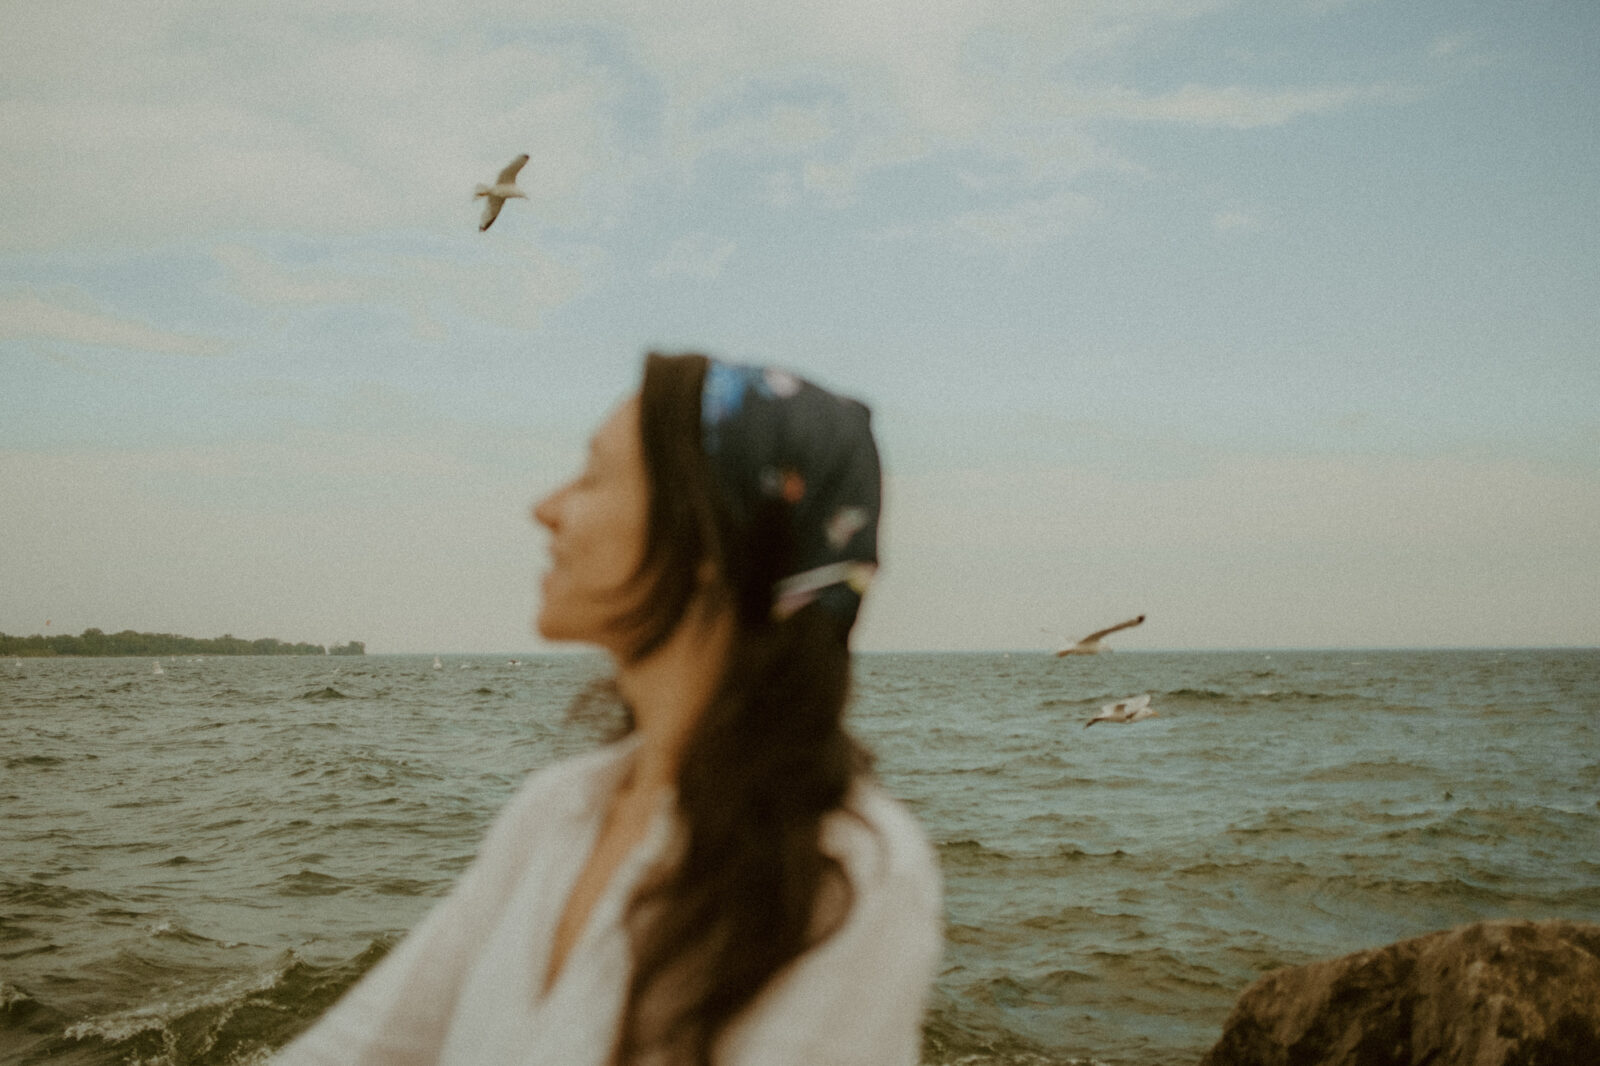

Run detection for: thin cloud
[[650, 234, 737, 280], [1052, 83, 1370, 128], [1, 1, 1404, 254], [1213, 210, 1260, 233], [877, 189, 1100, 251], [0, 291, 231, 357], [214, 243, 588, 336], [215, 245, 373, 307], [682, 103, 839, 162], [0, 10, 630, 251]]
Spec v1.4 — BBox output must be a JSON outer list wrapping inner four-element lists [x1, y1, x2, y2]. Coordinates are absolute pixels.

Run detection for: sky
[[2, 0, 1597, 653]]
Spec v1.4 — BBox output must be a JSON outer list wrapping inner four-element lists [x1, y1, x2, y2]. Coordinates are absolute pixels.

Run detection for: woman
[[272, 352, 943, 1066]]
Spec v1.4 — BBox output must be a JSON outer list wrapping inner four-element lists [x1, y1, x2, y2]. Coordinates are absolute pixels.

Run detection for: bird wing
[[479, 195, 505, 232], [1079, 614, 1146, 644], [1125, 694, 1151, 712], [497, 153, 530, 184]]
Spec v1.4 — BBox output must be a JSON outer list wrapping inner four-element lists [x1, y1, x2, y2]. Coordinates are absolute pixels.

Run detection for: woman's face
[[532, 395, 650, 652]]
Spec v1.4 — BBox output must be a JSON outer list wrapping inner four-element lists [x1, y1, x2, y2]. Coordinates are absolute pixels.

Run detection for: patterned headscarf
[[700, 358, 880, 630]]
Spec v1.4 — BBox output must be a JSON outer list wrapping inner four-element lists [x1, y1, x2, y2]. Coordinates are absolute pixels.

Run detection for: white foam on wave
[[61, 961, 289, 1046]]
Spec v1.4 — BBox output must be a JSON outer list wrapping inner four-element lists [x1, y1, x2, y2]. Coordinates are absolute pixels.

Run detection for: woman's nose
[[532, 490, 559, 530]]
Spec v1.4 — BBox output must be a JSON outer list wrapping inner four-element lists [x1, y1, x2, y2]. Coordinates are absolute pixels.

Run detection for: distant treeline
[[0, 629, 366, 658]]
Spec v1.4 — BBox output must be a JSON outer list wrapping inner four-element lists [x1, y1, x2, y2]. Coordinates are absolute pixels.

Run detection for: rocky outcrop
[[1199, 919, 1600, 1066]]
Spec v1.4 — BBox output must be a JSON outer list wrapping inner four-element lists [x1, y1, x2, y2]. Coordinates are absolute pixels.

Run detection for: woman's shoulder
[[822, 779, 941, 901], [492, 737, 640, 829]]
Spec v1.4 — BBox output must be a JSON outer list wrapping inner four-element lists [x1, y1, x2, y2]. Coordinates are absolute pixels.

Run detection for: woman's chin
[[534, 612, 562, 642], [534, 609, 594, 646], [534, 598, 629, 652]]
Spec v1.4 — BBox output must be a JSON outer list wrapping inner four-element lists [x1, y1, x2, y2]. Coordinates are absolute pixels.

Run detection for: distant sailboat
[[432, 656, 442, 670], [152, 660, 165, 675], [1054, 614, 1146, 657]]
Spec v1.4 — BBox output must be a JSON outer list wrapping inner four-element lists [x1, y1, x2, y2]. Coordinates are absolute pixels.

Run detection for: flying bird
[[1055, 614, 1146, 656], [475, 153, 529, 232], [1084, 693, 1156, 728]]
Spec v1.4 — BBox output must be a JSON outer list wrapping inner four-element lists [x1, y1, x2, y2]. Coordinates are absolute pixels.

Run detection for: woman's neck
[[613, 604, 733, 798]]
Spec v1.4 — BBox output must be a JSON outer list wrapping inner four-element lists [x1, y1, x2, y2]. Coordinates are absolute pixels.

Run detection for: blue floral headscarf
[[700, 358, 880, 631]]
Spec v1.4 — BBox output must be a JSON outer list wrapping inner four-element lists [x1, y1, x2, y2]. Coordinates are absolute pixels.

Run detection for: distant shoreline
[[1, 629, 364, 658]]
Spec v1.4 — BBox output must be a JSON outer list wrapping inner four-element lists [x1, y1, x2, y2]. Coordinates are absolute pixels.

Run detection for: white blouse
[[271, 739, 943, 1066]]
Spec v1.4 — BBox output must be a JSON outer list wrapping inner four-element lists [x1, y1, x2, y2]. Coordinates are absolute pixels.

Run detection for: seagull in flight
[[1084, 693, 1156, 728], [475, 153, 529, 232], [1054, 614, 1146, 657]]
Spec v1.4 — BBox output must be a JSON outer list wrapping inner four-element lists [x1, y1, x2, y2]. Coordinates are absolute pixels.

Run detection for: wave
[[9, 940, 388, 1065], [938, 839, 1019, 878], [1378, 804, 1584, 845], [0, 978, 73, 1066], [1010, 905, 1151, 939], [5, 754, 68, 770], [8, 650, 1594, 1066], [270, 870, 353, 898], [209, 686, 273, 703], [1163, 688, 1232, 702], [923, 993, 1106, 1066], [1072, 946, 1235, 996], [937, 839, 1134, 870], [1, 880, 117, 909], [362, 876, 441, 898], [1151, 686, 1428, 713], [1299, 759, 1438, 784]]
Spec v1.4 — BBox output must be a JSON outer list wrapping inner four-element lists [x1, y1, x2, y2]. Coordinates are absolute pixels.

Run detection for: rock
[[1199, 919, 1600, 1066]]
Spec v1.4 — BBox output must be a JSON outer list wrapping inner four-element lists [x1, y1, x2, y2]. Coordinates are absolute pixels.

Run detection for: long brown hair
[[608, 352, 867, 1065]]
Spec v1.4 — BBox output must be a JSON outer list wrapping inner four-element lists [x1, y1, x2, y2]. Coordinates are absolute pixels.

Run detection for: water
[[3, 649, 1597, 1066]]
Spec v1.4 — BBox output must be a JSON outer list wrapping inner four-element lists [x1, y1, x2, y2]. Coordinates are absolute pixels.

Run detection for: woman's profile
[[271, 352, 943, 1065]]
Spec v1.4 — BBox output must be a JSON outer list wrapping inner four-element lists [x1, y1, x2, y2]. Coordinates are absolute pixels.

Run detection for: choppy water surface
[[3, 649, 1597, 1065]]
